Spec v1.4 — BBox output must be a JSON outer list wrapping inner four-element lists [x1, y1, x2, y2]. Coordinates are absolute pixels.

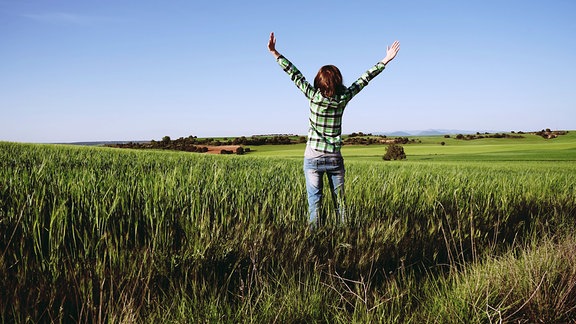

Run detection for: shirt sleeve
[[276, 55, 317, 99], [343, 62, 386, 100]]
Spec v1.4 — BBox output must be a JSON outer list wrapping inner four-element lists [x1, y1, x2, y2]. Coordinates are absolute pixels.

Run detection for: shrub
[[382, 143, 406, 161]]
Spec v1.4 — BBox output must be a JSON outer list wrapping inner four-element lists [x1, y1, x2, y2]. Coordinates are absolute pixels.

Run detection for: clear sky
[[1, 0, 575, 143]]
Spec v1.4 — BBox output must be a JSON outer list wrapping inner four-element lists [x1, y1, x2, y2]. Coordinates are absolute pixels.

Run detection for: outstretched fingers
[[388, 40, 400, 53], [268, 32, 276, 52], [381, 40, 400, 64]]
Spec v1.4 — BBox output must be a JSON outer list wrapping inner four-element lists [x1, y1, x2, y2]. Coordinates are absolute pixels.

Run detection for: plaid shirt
[[276, 55, 386, 153]]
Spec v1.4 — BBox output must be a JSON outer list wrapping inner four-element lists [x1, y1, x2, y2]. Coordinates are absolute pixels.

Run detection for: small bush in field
[[382, 143, 406, 161]]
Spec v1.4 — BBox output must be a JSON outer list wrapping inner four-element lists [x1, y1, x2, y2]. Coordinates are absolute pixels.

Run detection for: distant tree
[[235, 147, 245, 155], [162, 136, 171, 144], [441, 141, 446, 146], [383, 143, 406, 161], [444, 135, 451, 138]]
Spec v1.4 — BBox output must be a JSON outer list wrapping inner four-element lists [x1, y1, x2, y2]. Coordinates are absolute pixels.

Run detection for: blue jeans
[[303, 156, 346, 228]]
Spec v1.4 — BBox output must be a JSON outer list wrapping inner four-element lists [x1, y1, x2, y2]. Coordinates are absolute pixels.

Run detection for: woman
[[268, 32, 400, 229]]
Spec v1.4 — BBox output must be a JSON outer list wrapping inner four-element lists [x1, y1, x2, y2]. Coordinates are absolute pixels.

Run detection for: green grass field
[[251, 132, 576, 162], [1, 131, 575, 322]]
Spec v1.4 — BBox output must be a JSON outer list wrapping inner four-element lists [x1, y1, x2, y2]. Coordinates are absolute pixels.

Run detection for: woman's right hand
[[381, 40, 400, 65]]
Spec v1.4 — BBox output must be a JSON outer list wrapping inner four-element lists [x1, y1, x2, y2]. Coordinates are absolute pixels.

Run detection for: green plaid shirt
[[276, 55, 386, 153]]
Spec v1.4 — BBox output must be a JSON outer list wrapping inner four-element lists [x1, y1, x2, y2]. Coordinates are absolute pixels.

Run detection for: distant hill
[[376, 129, 486, 136], [62, 129, 533, 145], [386, 131, 412, 136], [62, 140, 149, 146]]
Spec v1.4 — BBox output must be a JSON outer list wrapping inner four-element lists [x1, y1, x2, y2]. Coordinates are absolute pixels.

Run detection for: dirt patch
[[204, 145, 242, 154]]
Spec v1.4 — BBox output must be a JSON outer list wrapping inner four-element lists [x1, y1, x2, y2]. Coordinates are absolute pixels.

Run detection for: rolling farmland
[[1, 132, 575, 322]]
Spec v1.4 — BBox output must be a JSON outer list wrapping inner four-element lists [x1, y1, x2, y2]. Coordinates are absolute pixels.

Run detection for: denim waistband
[[305, 156, 343, 166]]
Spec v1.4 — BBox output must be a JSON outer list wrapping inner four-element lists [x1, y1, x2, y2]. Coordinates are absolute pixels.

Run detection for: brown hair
[[314, 65, 345, 98]]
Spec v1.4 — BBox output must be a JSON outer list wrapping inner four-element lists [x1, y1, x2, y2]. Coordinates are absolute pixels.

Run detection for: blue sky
[[1, 0, 575, 143]]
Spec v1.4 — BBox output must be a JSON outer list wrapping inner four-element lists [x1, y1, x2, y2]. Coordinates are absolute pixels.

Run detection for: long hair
[[314, 65, 345, 98]]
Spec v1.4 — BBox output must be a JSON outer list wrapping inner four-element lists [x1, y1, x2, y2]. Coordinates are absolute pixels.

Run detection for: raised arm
[[343, 40, 401, 100], [268, 32, 316, 99], [381, 40, 400, 65], [268, 32, 281, 59]]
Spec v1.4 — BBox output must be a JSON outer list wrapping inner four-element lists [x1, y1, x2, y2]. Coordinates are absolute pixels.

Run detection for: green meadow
[[252, 131, 576, 161], [1, 131, 575, 322]]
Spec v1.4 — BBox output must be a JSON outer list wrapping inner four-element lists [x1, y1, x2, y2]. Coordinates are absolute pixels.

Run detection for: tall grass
[[1, 142, 575, 322], [417, 231, 576, 323]]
